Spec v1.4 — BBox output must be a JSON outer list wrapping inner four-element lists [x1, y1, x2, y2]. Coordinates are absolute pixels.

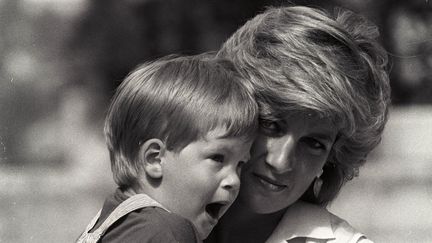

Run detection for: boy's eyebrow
[[205, 144, 232, 153], [207, 143, 244, 156], [205, 142, 252, 162]]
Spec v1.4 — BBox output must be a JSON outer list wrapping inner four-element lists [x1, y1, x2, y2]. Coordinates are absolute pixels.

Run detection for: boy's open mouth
[[205, 202, 226, 220]]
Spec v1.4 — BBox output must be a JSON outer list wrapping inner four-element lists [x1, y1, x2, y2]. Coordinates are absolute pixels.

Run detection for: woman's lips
[[253, 173, 287, 192]]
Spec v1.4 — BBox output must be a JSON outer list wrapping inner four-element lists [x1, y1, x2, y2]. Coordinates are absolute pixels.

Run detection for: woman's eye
[[210, 154, 225, 163], [260, 120, 280, 133], [303, 138, 326, 151]]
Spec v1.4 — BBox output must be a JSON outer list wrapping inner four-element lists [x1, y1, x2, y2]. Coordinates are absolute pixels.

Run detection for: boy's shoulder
[[101, 207, 198, 243], [94, 190, 198, 243]]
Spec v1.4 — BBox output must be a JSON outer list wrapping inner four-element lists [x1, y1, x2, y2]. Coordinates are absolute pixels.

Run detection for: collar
[[266, 201, 335, 243]]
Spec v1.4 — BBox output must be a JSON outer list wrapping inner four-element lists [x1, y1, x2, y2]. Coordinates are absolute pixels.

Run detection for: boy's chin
[[195, 227, 210, 241], [193, 217, 217, 240]]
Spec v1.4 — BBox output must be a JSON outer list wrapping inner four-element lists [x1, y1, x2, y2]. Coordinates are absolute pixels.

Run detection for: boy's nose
[[265, 136, 295, 173], [221, 169, 241, 192]]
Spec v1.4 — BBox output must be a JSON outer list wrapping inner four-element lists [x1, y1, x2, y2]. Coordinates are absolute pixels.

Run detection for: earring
[[313, 169, 324, 198]]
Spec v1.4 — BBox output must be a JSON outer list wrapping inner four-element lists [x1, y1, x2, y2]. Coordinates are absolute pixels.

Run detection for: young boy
[[76, 55, 258, 242]]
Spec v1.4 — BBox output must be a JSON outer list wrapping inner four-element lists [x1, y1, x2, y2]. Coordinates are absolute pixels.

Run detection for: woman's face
[[238, 112, 338, 214]]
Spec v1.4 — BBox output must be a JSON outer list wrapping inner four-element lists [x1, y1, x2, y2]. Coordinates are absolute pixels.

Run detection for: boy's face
[[158, 127, 253, 240]]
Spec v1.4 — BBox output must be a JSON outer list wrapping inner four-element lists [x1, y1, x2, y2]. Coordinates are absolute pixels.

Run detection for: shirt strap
[[76, 193, 168, 243]]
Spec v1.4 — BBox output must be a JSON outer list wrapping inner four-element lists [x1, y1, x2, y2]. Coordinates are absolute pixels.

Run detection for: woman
[[205, 6, 390, 243]]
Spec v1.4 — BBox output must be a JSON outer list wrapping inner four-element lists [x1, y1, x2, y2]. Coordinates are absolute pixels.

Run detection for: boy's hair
[[218, 6, 391, 205], [104, 54, 258, 188]]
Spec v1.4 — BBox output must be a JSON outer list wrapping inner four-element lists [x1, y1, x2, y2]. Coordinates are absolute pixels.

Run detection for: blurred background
[[0, 0, 431, 242]]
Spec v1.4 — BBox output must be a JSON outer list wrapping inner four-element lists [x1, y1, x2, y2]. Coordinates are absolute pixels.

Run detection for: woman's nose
[[265, 136, 295, 173]]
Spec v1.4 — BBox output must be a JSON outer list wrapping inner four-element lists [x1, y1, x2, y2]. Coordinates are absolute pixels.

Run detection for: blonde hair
[[104, 54, 258, 188], [218, 6, 391, 204]]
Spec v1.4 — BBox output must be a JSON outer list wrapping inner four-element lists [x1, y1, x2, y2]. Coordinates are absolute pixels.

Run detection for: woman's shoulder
[[266, 201, 373, 243], [327, 211, 373, 243]]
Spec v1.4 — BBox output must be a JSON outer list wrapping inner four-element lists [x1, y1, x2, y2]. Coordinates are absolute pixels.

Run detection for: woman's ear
[[139, 138, 166, 179]]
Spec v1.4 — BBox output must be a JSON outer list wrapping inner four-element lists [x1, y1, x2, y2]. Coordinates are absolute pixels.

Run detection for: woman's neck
[[212, 200, 286, 243]]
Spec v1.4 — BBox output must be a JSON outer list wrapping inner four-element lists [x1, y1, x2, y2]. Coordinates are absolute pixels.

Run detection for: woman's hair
[[104, 54, 258, 189], [218, 6, 391, 205]]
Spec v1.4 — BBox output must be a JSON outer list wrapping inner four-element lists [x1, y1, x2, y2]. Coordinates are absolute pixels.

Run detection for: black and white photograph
[[0, 0, 431, 242]]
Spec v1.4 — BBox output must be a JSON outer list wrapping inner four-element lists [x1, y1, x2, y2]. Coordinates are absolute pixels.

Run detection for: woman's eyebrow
[[309, 132, 336, 143]]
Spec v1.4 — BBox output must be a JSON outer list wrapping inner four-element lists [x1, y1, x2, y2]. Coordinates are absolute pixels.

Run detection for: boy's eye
[[210, 154, 225, 163], [237, 161, 246, 174]]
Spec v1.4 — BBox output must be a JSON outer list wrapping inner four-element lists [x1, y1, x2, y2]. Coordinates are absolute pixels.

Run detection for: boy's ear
[[139, 138, 166, 179]]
